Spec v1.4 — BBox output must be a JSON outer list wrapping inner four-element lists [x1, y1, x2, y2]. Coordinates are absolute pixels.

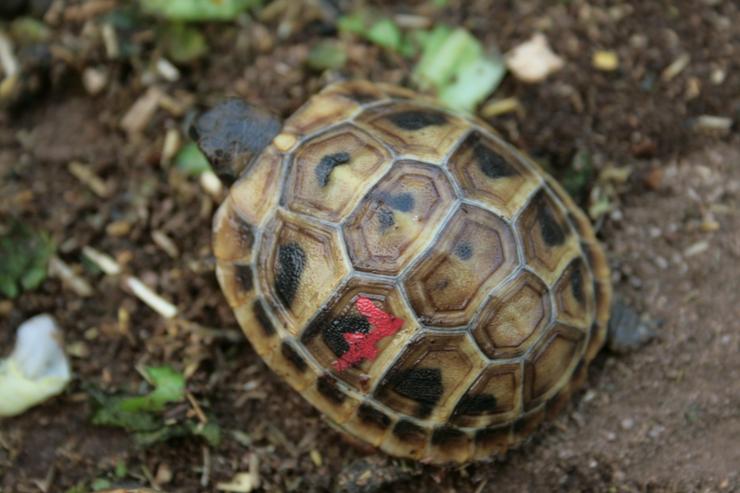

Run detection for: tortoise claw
[[190, 99, 281, 186], [607, 298, 657, 354]]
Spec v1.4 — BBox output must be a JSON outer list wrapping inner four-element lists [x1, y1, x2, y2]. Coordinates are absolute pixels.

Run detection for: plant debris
[[0, 221, 54, 298], [90, 366, 220, 447]]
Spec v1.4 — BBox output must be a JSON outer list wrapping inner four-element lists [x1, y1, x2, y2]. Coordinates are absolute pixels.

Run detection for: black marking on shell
[[234, 264, 254, 293], [431, 426, 466, 446], [454, 393, 498, 416], [386, 367, 443, 419], [377, 207, 395, 232], [570, 262, 585, 305], [315, 151, 351, 187], [301, 310, 329, 343], [232, 214, 255, 250], [253, 299, 276, 336], [454, 242, 473, 261], [357, 402, 391, 430], [317, 374, 346, 404], [536, 194, 567, 247], [281, 341, 308, 372], [474, 425, 511, 447], [343, 90, 377, 103], [323, 314, 371, 358], [473, 137, 516, 179], [378, 192, 414, 213], [387, 109, 448, 131], [393, 419, 426, 442], [275, 242, 306, 307]]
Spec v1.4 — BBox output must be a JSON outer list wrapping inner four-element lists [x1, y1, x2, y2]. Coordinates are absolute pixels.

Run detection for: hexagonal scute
[[450, 362, 522, 428], [282, 125, 392, 223], [300, 276, 419, 392], [283, 92, 361, 137], [343, 161, 456, 275], [257, 211, 349, 335], [472, 271, 552, 359], [355, 103, 468, 163], [374, 332, 484, 422], [516, 189, 580, 285], [523, 324, 585, 410], [229, 148, 283, 227], [404, 204, 519, 327], [554, 257, 595, 330], [449, 131, 540, 219]]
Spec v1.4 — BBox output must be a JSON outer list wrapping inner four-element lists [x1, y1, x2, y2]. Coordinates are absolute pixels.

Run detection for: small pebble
[[592, 50, 619, 71], [505, 33, 564, 83], [621, 417, 635, 430]]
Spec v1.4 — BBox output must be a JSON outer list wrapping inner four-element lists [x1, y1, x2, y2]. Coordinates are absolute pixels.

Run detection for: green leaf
[[307, 41, 347, 71], [438, 56, 506, 112], [175, 141, 212, 176], [140, 0, 262, 21], [91, 479, 112, 491], [366, 19, 402, 51], [158, 23, 208, 64], [413, 26, 506, 112], [118, 366, 185, 413], [338, 11, 403, 53], [562, 149, 594, 200], [0, 222, 54, 299]]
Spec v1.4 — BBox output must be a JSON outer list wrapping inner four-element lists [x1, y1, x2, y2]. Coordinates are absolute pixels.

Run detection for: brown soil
[[1, 1, 738, 492]]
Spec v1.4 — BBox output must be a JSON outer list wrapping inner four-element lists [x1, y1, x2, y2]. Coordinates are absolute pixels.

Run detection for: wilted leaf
[[158, 23, 208, 63], [141, 0, 262, 21], [0, 222, 55, 298], [175, 141, 212, 176]]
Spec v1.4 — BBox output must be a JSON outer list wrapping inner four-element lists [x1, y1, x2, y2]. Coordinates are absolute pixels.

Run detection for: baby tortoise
[[192, 80, 652, 465]]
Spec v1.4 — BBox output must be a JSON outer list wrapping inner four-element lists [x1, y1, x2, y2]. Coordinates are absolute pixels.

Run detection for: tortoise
[[191, 80, 651, 465]]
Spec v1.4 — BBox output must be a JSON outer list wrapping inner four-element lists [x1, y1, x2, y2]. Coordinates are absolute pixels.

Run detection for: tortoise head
[[190, 99, 282, 185]]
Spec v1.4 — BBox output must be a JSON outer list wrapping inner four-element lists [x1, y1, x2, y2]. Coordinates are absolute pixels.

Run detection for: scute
[[342, 161, 455, 275], [404, 204, 519, 327], [213, 80, 613, 465], [374, 332, 485, 422], [449, 131, 540, 218], [257, 211, 349, 335], [472, 270, 552, 358], [282, 124, 392, 222], [355, 102, 468, 163]]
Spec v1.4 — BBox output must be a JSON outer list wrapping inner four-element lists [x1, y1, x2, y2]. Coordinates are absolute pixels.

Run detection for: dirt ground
[[1, 0, 738, 492]]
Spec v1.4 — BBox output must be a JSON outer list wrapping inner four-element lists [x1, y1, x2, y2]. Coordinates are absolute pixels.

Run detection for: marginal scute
[[516, 189, 580, 285], [404, 204, 519, 327], [554, 257, 595, 329], [230, 148, 283, 226], [472, 271, 552, 358], [451, 362, 522, 428], [524, 324, 585, 409], [374, 332, 483, 422], [212, 200, 255, 262], [356, 103, 468, 163], [343, 161, 456, 276], [283, 125, 392, 222], [216, 262, 254, 308], [258, 212, 348, 335], [283, 93, 360, 136]]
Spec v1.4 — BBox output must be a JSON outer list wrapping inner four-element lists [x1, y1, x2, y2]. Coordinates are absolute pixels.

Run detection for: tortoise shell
[[212, 80, 611, 464]]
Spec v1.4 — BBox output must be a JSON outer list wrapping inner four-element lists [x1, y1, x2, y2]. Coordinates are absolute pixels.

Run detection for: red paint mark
[[333, 296, 404, 372]]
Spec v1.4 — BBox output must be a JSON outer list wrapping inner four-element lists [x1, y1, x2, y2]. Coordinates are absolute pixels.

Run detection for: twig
[[125, 276, 178, 319], [82, 246, 121, 275]]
